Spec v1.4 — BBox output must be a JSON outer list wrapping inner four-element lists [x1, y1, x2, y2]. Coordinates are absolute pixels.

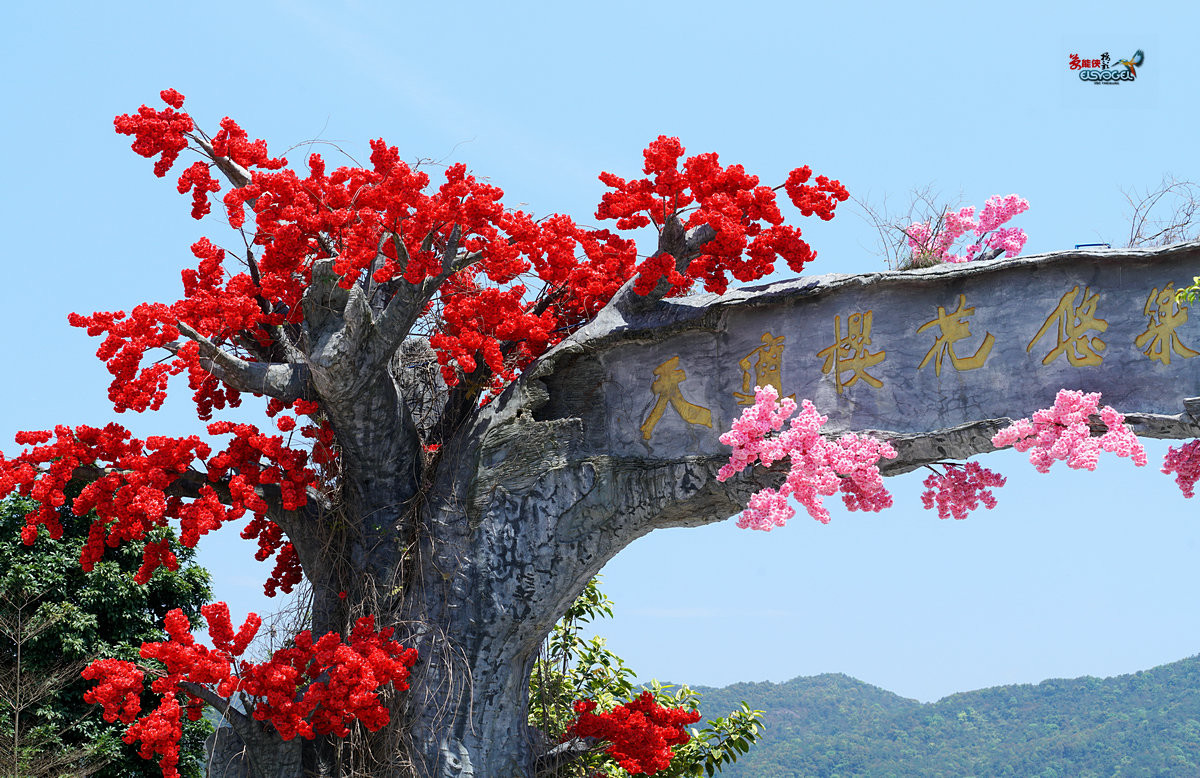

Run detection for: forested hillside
[[693, 656, 1200, 776]]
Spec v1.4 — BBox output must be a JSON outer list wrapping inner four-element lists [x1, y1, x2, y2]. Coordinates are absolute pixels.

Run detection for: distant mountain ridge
[[690, 655, 1200, 776]]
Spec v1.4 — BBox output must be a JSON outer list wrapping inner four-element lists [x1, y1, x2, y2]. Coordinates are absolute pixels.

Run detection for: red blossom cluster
[[113, 89, 193, 177], [234, 614, 417, 739], [569, 692, 701, 775], [106, 92, 847, 395], [176, 162, 221, 219], [82, 603, 417, 778], [0, 419, 314, 594], [920, 461, 1007, 520], [596, 135, 849, 296], [0, 424, 208, 582], [205, 420, 313, 595]]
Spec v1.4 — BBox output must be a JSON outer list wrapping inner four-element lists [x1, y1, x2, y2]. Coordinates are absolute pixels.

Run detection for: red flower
[[569, 693, 700, 775]]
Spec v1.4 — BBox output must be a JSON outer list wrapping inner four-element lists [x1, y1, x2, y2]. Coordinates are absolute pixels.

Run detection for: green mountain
[[691, 656, 1200, 777]]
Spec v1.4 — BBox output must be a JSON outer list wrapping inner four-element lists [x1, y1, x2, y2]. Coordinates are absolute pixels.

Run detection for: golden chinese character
[[1135, 282, 1198, 364], [1027, 285, 1108, 366], [815, 311, 885, 394], [734, 332, 793, 405], [640, 356, 714, 440], [916, 294, 995, 376]]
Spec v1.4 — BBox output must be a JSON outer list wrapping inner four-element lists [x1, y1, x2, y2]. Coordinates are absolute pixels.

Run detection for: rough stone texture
[[202, 240, 1200, 778], [542, 242, 1200, 471]]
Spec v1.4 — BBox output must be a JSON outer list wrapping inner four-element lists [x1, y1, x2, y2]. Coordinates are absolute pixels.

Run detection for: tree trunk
[[222, 243, 1200, 776]]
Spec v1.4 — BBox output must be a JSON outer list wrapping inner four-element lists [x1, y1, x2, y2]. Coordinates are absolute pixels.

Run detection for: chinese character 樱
[[916, 294, 996, 376], [640, 356, 714, 440], [1027, 285, 1108, 366], [816, 311, 886, 393]]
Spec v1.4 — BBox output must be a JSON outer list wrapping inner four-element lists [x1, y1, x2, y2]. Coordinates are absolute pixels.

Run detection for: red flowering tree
[[0, 91, 849, 777]]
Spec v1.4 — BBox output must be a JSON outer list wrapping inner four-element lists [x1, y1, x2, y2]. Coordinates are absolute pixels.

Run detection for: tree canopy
[[0, 90, 850, 777], [0, 494, 211, 777]]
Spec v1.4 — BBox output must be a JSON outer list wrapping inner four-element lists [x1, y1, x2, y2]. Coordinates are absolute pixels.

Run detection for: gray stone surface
[[187, 239, 1200, 777], [535, 242, 1200, 473]]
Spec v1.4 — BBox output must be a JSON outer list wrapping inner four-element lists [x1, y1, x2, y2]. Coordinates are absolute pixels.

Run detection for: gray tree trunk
[[204, 240, 1200, 777]]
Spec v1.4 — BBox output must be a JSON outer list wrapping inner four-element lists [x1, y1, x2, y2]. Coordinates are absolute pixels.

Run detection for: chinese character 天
[[640, 356, 714, 440]]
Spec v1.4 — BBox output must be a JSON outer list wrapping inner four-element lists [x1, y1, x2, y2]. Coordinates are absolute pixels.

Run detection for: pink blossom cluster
[[905, 194, 1029, 265], [991, 389, 1147, 473], [1162, 439, 1200, 498], [718, 386, 896, 530], [976, 194, 1029, 233], [920, 461, 1007, 520]]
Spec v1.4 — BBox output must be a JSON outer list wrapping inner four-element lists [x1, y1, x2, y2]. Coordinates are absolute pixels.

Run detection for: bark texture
[[205, 240, 1200, 777]]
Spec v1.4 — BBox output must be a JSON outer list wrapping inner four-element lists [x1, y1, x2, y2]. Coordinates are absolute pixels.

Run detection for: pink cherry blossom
[[1162, 439, 1200, 498], [991, 389, 1147, 474], [904, 194, 1028, 266], [920, 461, 1007, 520], [718, 386, 896, 530], [976, 194, 1029, 234]]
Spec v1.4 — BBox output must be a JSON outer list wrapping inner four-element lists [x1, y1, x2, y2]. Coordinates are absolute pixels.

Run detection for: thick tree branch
[[366, 226, 477, 372], [63, 463, 330, 535], [165, 322, 310, 402], [611, 219, 717, 315], [178, 680, 255, 732], [193, 137, 250, 189]]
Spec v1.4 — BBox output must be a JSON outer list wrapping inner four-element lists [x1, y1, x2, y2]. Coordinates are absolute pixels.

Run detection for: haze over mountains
[[693, 655, 1200, 776]]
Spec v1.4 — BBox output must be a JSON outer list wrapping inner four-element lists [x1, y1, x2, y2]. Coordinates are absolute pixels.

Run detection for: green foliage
[[687, 658, 1200, 777], [0, 495, 213, 778], [1177, 276, 1200, 305], [529, 577, 764, 777]]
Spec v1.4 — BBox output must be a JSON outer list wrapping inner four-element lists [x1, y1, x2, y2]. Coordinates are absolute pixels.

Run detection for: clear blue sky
[[1, 1, 1198, 703]]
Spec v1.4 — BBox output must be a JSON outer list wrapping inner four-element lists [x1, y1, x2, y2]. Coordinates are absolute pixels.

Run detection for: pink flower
[[902, 195, 1028, 266], [921, 461, 1006, 520], [719, 386, 896, 529], [976, 194, 1029, 234], [1162, 440, 1200, 498], [992, 389, 1146, 474]]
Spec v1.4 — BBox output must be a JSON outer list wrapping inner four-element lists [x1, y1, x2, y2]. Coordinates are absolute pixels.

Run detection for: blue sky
[[1, 1, 1198, 703]]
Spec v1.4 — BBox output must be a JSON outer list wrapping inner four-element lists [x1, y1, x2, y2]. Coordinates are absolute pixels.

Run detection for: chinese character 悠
[[1027, 285, 1108, 366]]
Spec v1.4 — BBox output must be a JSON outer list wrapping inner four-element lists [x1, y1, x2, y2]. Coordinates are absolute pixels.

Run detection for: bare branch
[[1124, 174, 1200, 248], [177, 680, 261, 737], [62, 463, 331, 529], [193, 137, 251, 189]]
